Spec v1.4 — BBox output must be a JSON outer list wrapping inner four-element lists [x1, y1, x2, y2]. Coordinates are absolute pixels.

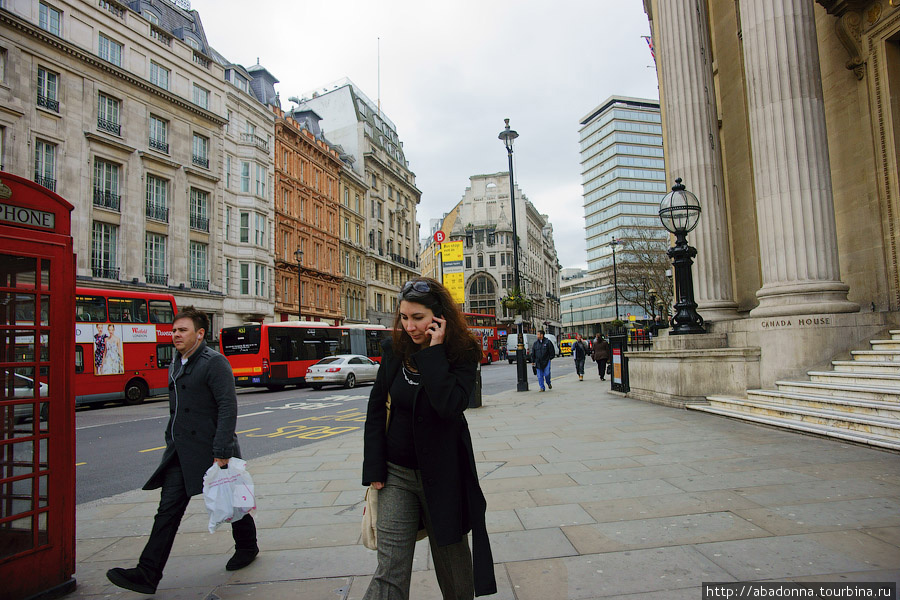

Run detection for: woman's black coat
[[362, 340, 497, 597]]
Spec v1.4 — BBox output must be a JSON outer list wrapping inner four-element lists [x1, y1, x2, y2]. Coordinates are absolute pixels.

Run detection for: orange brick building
[[272, 106, 343, 323]]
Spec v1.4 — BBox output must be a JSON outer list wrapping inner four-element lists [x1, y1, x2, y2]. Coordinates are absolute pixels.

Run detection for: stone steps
[[691, 400, 900, 452], [748, 389, 900, 418], [692, 331, 900, 452], [772, 380, 900, 405], [851, 350, 900, 362], [832, 360, 900, 374]]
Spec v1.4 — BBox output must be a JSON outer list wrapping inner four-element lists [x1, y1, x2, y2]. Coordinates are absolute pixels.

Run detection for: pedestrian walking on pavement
[[572, 333, 589, 381], [531, 329, 555, 391], [592, 334, 610, 380], [106, 308, 258, 595], [362, 277, 496, 599]]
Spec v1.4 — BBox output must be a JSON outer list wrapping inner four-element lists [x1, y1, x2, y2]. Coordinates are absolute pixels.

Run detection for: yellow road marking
[[75, 462, 86, 466], [236, 428, 260, 434], [139, 446, 166, 453]]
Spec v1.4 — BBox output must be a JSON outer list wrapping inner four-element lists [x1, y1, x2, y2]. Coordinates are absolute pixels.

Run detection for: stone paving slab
[[70, 371, 900, 599]]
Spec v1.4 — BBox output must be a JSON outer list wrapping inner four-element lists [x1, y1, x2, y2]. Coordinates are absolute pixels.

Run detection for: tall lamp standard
[[294, 248, 304, 321], [499, 118, 528, 392], [609, 237, 621, 322], [658, 178, 705, 335]]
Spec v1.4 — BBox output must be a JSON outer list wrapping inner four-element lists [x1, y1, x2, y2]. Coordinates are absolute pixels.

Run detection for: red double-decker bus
[[219, 322, 392, 390], [463, 312, 499, 365], [74, 287, 177, 406]]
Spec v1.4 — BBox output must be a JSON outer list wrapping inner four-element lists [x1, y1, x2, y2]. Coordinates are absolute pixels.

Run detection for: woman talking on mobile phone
[[362, 277, 496, 599]]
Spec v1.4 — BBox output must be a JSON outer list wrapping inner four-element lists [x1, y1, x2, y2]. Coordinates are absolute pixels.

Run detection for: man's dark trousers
[[138, 453, 257, 585]]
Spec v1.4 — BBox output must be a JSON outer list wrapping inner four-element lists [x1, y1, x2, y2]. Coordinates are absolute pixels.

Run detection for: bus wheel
[[124, 380, 148, 405], [266, 385, 285, 392], [486, 355, 492, 365], [311, 384, 323, 391], [344, 373, 356, 389]]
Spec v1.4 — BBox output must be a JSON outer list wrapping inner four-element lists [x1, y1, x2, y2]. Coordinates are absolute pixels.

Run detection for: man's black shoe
[[106, 567, 157, 595], [226, 548, 259, 571], [547, 381, 552, 389]]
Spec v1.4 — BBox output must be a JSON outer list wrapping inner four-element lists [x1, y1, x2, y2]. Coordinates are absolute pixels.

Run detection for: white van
[[506, 333, 558, 364]]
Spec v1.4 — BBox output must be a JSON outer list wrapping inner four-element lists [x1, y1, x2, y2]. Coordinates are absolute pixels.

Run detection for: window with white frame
[[185, 36, 200, 50], [150, 61, 169, 90], [240, 160, 250, 193], [149, 115, 168, 152], [39, 3, 61, 36], [0, 47, 6, 84], [189, 188, 209, 232], [144, 232, 166, 284], [97, 92, 121, 135], [225, 258, 232, 294], [192, 133, 209, 168], [37, 66, 59, 112], [92, 221, 118, 279], [255, 164, 266, 197], [145, 174, 168, 222], [239, 262, 250, 294], [225, 154, 232, 189], [239, 211, 250, 243], [192, 84, 208, 109], [254, 213, 266, 246], [93, 158, 120, 211], [225, 206, 232, 241], [255, 264, 266, 296], [98, 33, 123, 66], [145, 11, 159, 25], [33, 139, 56, 191], [189, 242, 208, 288]]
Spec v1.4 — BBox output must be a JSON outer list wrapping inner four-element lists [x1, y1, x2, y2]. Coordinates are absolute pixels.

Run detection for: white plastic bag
[[202, 457, 256, 534]]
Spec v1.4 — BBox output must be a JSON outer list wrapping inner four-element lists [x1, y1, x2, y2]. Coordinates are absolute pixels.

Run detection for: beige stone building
[[0, 0, 229, 330], [633, 1, 900, 430], [338, 158, 367, 323]]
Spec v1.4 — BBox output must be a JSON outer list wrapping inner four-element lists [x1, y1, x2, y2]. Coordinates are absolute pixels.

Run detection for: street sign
[[441, 240, 464, 268], [433, 230, 446, 244], [443, 272, 465, 304]]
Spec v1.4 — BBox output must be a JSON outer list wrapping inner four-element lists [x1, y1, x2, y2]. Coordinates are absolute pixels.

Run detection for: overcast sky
[[190, 0, 660, 269]]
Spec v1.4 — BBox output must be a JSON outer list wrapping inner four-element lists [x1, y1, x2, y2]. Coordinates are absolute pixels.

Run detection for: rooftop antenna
[[377, 37, 381, 116]]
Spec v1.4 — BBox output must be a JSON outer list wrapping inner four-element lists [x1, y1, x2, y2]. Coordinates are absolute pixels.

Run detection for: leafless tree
[[612, 226, 673, 319]]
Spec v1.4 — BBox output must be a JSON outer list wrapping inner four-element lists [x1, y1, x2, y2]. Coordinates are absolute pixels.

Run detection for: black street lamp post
[[648, 288, 657, 320], [499, 119, 528, 392], [609, 237, 621, 322], [659, 178, 705, 335], [294, 248, 304, 321]]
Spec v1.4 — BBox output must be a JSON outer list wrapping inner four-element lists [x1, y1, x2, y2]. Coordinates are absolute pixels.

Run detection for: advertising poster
[[612, 347, 622, 384]]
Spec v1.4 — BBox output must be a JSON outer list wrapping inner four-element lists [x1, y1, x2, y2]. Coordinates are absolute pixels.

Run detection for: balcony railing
[[34, 174, 56, 192], [190, 213, 209, 232], [92, 266, 119, 279], [145, 272, 168, 286], [93, 188, 121, 211], [190, 278, 209, 290], [99, 0, 125, 19], [192, 51, 210, 69], [149, 137, 169, 153], [98, 117, 121, 136], [36, 94, 59, 112], [150, 25, 172, 46], [239, 132, 269, 152], [192, 154, 209, 169], [146, 202, 169, 222]]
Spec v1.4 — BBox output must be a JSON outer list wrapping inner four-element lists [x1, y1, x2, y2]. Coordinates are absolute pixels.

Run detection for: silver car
[[4, 372, 49, 423], [305, 354, 380, 390]]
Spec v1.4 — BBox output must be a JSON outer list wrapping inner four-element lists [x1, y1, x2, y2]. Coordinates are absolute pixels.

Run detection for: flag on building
[[642, 35, 655, 63]]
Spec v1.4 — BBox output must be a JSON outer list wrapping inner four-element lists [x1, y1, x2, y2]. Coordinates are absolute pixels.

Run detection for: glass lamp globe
[[658, 178, 702, 235]]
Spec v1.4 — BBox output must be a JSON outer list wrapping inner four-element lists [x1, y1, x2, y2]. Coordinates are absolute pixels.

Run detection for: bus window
[[109, 298, 148, 323], [148, 300, 175, 324], [157, 345, 174, 369], [221, 325, 261, 355], [76, 295, 107, 322], [75, 346, 84, 374]]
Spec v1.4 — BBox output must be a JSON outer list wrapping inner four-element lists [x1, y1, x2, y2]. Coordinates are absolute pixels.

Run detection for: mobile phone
[[432, 305, 443, 319]]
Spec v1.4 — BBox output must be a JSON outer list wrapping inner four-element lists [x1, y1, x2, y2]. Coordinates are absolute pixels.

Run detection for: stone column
[[655, 1, 739, 322], [739, 0, 858, 317]]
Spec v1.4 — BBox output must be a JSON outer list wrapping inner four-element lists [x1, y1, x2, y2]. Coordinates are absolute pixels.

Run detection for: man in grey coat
[[107, 308, 258, 595]]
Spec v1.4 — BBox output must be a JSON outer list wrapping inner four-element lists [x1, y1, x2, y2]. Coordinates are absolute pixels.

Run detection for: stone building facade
[[642, 0, 899, 386], [272, 106, 342, 323], [0, 0, 231, 332], [446, 173, 561, 334], [338, 159, 368, 323], [298, 79, 421, 325]]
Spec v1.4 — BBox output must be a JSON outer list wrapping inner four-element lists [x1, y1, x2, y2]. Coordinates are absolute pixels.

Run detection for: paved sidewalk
[[73, 371, 900, 599]]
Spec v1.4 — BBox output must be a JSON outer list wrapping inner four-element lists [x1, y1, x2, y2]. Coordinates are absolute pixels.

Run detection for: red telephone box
[[0, 173, 76, 599]]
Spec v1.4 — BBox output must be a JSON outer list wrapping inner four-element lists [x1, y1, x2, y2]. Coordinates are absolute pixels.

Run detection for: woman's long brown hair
[[391, 276, 483, 365]]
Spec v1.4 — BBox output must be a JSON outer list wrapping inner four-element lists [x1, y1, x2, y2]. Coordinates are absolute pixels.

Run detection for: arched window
[[467, 275, 497, 315]]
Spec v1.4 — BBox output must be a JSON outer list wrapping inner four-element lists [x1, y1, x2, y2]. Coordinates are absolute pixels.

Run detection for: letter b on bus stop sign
[[434, 230, 446, 244]]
